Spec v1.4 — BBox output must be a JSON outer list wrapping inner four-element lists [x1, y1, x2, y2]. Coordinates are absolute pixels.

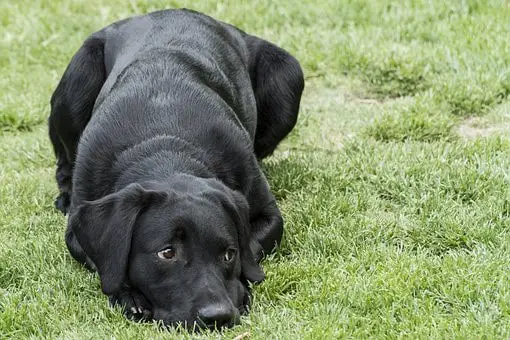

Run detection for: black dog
[[48, 9, 303, 329]]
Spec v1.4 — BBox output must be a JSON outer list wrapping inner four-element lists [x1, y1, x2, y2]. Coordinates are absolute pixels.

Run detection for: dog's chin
[[152, 309, 242, 332], [132, 280, 252, 331]]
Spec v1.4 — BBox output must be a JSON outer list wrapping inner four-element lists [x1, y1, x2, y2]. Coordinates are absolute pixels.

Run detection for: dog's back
[[73, 9, 257, 206]]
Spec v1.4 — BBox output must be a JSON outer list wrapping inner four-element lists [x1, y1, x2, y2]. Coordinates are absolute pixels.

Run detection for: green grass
[[2, 0, 510, 338]]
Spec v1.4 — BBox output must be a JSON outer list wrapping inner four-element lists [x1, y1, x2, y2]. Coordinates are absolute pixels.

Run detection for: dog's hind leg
[[49, 36, 106, 214], [245, 37, 305, 159]]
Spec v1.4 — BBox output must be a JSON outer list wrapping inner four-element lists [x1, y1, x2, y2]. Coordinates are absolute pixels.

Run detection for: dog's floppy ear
[[219, 188, 265, 284], [69, 183, 165, 295]]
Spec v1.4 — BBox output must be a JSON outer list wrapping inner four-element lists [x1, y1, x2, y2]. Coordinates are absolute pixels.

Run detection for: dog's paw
[[249, 239, 264, 263], [54, 192, 70, 215], [109, 288, 153, 321]]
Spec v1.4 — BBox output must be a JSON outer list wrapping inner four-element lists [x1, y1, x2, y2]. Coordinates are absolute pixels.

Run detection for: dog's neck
[[111, 132, 214, 186], [114, 151, 214, 190]]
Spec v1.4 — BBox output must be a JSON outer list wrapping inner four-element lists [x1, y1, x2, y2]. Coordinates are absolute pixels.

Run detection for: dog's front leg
[[249, 200, 284, 262]]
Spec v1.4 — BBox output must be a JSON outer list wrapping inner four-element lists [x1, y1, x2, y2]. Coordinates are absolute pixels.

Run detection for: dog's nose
[[197, 303, 235, 328]]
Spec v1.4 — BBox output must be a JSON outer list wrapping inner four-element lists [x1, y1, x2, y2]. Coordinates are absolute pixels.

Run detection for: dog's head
[[68, 177, 264, 329]]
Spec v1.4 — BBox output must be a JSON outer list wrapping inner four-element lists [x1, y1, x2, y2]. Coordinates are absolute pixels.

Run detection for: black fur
[[49, 9, 303, 328]]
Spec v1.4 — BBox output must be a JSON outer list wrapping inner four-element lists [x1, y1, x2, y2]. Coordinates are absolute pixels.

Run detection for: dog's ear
[[69, 183, 165, 295], [219, 188, 265, 284]]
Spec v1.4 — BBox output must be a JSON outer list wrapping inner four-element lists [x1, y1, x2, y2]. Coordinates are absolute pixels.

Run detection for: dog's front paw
[[54, 192, 70, 215], [249, 239, 264, 263], [109, 288, 153, 321]]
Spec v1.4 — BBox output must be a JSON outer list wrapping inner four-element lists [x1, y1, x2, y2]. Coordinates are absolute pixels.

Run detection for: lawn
[[1, 0, 510, 338]]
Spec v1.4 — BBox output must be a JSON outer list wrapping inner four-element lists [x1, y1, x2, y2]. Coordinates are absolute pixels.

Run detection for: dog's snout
[[197, 303, 236, 328]]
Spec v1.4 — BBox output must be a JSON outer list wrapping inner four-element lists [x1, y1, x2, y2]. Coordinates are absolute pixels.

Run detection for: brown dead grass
[[458, 117, 510, 139]]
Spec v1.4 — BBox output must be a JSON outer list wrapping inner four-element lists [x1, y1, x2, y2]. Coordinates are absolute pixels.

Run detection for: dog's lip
[[153, 306, 242, 330]]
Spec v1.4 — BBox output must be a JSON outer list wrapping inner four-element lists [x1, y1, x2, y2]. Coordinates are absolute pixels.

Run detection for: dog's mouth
[[123, 281, 253, 330], [132, 294, 250, 331], [148, 306, 243, 331], [195, 309, 242, 331]]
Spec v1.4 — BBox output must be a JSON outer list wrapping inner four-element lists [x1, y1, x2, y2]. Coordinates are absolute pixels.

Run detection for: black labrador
[[48, 9, 303, 329]]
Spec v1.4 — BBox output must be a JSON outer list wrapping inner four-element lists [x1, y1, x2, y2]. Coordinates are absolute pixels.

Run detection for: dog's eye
[[158, 247, 176, 260], [223, 249, 236, 263]]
